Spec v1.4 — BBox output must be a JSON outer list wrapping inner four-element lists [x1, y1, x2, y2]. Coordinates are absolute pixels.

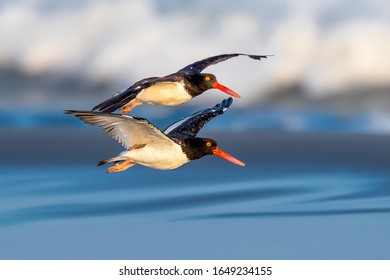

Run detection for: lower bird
[[66, 98, 244, 172]]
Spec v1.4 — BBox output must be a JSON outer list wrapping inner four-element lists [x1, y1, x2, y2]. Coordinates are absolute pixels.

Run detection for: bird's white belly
[[137, 82, 191, 106], [120, 144, 189, 170]]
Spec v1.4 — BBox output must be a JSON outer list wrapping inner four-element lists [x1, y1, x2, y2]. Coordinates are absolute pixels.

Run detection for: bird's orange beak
[[213, 147, 245, 166], [212, 82, 241, 98]]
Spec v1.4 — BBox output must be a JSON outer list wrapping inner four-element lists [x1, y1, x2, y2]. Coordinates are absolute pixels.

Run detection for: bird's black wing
[[92, 77, 160, 113], [164, 97, 233, 139], [178, 53, 270, 73]]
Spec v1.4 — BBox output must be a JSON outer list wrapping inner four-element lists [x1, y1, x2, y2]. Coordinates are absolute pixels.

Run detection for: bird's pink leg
[[120, 99, 143, 114], [107, 159, 136, 173]]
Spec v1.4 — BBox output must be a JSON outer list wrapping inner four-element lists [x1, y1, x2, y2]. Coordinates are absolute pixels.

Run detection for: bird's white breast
[[137, 82, 192, 106], [120, 143, 189, 170]]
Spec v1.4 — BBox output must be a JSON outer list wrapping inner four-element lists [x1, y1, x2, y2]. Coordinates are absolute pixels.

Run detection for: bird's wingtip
[[64, 109, 75, 115], [218, 97, 233, 111], [248, 54, 274, 60], [64, 109, 90, 115], [225, 97, 233, 106]]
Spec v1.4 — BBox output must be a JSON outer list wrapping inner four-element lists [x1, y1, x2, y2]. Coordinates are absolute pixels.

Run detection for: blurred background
[[1, 0, 389, 132], [1, 0, 390, 260]]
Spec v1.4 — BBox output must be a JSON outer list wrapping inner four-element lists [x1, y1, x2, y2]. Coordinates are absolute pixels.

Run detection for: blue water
[[1, 152, 390, 259], [1, 108, 389, 134]]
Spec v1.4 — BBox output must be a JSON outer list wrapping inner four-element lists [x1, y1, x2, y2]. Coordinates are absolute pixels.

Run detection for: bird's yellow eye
[[204, 76, 211, 82], [206, 141, 212, 147]]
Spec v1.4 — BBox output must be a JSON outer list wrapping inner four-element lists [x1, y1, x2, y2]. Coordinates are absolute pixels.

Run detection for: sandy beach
[[1, 128, 390, 259], [2, 129, 390, 169]]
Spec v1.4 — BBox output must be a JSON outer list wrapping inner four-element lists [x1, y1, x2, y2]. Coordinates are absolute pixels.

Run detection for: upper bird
[[92, 53, 270, 114], [67, 98, 244, 173]]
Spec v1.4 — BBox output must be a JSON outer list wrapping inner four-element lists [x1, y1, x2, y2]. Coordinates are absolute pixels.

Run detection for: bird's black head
[[183, 137, 245, 166], [200, 73, 217, 89], [185, 73, 241, 98], [183, 137, 217, 160], [185, 73, 216, 95]]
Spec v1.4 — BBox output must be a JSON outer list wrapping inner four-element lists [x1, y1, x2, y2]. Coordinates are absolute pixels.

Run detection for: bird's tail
[[97, 156, 128, 167]]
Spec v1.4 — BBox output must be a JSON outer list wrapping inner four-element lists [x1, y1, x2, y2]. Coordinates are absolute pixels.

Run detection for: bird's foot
[[107, 160, 136, 173], [120, 99, 142, 114]]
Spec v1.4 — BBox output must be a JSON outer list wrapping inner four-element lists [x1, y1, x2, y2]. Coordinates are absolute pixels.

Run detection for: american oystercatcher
[[92, 53, 269, 114], [66, 98, 244, 172]]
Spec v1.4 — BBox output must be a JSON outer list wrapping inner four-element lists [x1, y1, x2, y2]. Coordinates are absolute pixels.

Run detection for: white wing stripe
[[164, 108, 218, 134], [163, 115, 193, 134]]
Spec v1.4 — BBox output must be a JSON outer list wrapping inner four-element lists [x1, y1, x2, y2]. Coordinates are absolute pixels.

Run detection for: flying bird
[[66, 98, 244, 172], [92, 53, 270, 114]]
